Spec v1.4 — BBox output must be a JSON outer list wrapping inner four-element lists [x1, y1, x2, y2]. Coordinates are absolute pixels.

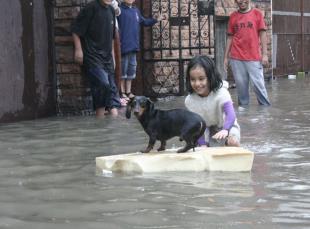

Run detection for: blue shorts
[[121, 52, 137, 80], [86, 67, 121, 109]]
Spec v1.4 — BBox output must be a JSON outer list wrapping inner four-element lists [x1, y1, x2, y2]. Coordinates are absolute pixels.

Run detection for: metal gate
[[140, 0, 214, 97]]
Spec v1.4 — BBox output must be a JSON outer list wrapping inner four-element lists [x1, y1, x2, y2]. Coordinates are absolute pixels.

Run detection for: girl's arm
[[212, 101, 236, 140], [223, 101, 236, 130]]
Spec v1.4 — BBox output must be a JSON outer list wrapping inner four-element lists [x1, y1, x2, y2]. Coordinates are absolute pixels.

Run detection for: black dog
[[126, 96, 206, 153]]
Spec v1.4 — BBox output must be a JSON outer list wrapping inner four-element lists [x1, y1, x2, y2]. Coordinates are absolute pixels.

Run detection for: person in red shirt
[[224, 0, 270, 106]]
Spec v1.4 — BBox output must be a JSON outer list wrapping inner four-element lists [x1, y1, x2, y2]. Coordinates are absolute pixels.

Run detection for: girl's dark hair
[[186, 55, 223, 94]]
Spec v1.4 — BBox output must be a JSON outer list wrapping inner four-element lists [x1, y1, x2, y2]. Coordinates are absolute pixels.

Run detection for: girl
[[185, 55, 240, 147]]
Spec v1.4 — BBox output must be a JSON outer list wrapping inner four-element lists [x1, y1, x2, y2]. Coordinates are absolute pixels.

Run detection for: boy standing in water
[[71, 0, 121, 117], [224, 0, 271, 107]]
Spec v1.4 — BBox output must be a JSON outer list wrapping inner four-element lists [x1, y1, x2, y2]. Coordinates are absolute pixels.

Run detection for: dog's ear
[[125, 99, 133, 119]]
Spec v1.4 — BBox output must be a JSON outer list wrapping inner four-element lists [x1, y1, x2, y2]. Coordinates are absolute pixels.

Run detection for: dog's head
[[126, 96, 154, 119]]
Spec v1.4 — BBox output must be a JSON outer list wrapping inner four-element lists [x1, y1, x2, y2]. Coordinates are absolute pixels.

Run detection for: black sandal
[[120, 92, 129, 99], [126, 92, 135, 99]]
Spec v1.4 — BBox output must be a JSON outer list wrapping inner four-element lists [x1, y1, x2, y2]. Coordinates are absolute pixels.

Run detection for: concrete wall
[[0, 0, 55, 123]]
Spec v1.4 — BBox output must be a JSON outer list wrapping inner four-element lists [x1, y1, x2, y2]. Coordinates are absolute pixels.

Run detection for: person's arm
[[71, 5, 94, 65], [212, 101, 236, 140], [223, 35, 232, 71], [259, 30, 268, 66], [138, 9, 159, 26], [72, 33, 83, 65], [222, 101, 236, 130]]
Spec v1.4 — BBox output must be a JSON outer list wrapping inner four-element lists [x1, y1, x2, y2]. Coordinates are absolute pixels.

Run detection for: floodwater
[[0, 77, 310, 229]]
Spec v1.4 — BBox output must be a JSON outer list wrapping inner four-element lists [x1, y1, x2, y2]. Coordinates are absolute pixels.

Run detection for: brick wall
[[54, 0, 94, 116]]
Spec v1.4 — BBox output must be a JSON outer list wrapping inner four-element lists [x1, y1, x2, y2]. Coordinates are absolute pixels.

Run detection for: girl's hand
[[212, 129, 229, 140]]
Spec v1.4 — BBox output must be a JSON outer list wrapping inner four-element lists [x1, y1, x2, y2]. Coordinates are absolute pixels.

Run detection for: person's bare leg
[[125, 79, 134, 98], [96, 107, 106, 118], [120, 79, 126, 94], [109, 108, 118, 117], [226, 136, 240, 147]]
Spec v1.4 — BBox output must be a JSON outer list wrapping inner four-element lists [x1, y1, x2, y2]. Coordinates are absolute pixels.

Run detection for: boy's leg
[[121, 54, 129, 98], [125, 80, 134, 98], [96, 108, 106, 118], [86, 68, 111, 117], [120, 79, 127, 98], [126, 52, 137, 98], [107, 70, 121, 114], [247, 61, 271, 106], [230, 59, 250, 106]]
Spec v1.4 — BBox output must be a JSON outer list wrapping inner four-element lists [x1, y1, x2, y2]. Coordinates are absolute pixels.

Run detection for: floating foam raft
[[96, 147, 254, 174]]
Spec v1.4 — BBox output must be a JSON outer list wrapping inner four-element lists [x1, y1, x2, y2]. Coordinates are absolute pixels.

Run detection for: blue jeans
[[86, 67, 120, 109], [121, 52, 137, 79], [230, 59, 270, 106]]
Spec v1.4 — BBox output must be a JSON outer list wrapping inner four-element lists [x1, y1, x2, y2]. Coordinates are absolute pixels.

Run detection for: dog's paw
[[140, 149, 151, 153], [177, 148, 186, 153]]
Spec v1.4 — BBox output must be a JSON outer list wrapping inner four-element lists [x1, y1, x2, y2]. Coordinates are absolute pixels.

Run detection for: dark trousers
[[86, 67, 121, 110]]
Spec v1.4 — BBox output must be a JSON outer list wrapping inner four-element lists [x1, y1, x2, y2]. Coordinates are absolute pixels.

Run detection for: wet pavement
[[0, 77, 309, 228]]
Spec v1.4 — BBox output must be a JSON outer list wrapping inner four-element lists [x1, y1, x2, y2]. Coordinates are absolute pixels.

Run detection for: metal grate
[[141, 0, 214, 97]]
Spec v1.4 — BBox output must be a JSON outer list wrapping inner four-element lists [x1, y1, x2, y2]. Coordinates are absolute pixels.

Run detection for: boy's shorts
[[121, 52, 137, 80]]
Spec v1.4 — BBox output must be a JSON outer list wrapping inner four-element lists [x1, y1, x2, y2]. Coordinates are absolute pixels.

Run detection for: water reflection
[[0, 78, 310, 228]]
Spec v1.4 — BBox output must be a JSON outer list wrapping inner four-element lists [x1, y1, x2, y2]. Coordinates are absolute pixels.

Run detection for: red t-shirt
[[228, 8, 266, 61]]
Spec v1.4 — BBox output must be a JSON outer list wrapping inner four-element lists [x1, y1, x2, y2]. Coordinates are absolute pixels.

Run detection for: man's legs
[[246, 61, 271, 106], [230, 59, 250, 106]]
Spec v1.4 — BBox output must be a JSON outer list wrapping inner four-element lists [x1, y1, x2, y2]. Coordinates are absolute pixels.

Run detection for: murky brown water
[[0, 77, 309, 229]]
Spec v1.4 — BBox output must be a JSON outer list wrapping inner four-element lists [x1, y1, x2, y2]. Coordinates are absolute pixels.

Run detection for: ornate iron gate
[[141, 0, 214, 97]]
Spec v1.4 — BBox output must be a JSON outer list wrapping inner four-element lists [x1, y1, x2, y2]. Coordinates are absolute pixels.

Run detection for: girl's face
[[189, 66, 210, 97]]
